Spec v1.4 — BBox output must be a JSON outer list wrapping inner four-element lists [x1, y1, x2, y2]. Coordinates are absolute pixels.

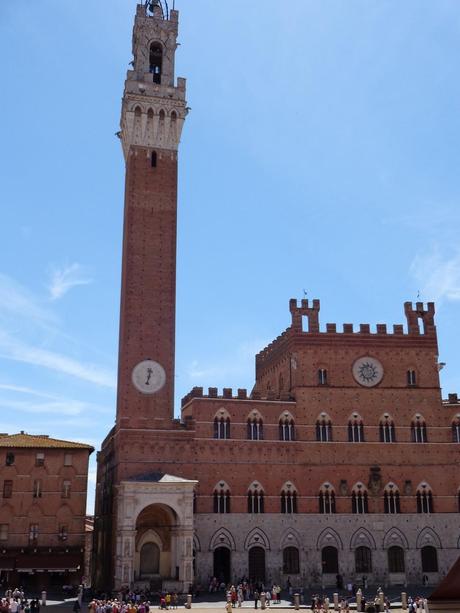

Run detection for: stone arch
[[350, 527, 377, 550], [383, 527, 409, 550], [316, 527, 343, 551], [280, 527, 301, 550], [193, 533, 201, 553], [280, 480, 297, 493], [244, 527, 270, 551], [416, 527, 442, 549], [247, 408, 264, 422], [214, 407, 231, 421], [137, 528, 163, 553], [209, 527, 236, 552], [278, 410, 295, 422]]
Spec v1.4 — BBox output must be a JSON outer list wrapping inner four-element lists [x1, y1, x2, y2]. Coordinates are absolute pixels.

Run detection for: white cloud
[[186, 338, 267, 383], [410, 248, 460, 304], [0, 330, 116, 389], [48, 262, 92, 301], [0, 384, 111, 416], [0, 273, 55, 327]]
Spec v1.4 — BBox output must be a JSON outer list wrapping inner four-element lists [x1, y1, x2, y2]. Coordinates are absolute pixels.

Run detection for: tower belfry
[[117, 1, 187, 427]]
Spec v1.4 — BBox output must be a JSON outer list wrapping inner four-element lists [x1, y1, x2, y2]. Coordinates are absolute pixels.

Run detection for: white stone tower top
[[120, 1, 187, 158]]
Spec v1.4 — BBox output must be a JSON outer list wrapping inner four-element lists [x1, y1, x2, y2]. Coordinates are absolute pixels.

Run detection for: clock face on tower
[[352, 356, 384, 387], [132, 360, 166, 395]]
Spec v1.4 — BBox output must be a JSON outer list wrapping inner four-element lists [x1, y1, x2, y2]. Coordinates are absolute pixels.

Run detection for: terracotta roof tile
[[0, 433, 94, 451]]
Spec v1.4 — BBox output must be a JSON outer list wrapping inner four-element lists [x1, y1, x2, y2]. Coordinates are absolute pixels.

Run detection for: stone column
[[176, 528, 194, 590], [115, 529, 136, 589]]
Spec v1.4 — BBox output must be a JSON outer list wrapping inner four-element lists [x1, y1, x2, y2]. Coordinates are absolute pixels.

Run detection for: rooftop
[[0, 432, 94, 451]]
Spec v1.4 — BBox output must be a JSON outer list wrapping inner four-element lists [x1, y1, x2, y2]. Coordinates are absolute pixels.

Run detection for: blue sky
[[1, 0, 460, 512]]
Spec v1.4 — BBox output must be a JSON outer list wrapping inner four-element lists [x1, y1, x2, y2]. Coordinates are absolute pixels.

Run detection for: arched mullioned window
[[319, 483, 336, 514], [247, 413, 264, 440], [352, 483, 368, 514], [452, 415, 460, 442], [279, 413, 295, 441], [348, 414, 365, 442], [416, 483, 433, 514], [383, 483, 401, 514], [316, 413, 332, 442], [379, 414, 396, 443], [149, 42, 163, 83], [411, 414, 427, 443], [214, 413, 230, 440], [213, 482, 231, 514], [280, 483, 298, 514], [247, 482, 264, 514]]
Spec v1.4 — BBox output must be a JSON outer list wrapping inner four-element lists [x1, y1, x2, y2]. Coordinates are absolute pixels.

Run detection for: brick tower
[[117, 0, 187, 428]]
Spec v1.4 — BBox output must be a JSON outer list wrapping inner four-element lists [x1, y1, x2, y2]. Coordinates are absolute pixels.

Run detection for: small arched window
[[319, 483, 336, 514], [407, 369, 417, 386], [318, 368, 328, 385], [149, 43, 163, 84], [416, 483, 433, 514], [214, 414, 230, 440], [421, 546, 438, 573], [452, 416, 460, 443], [247, 483, 264, 514], [213, 482, 231, 514], [352, 484, 368, 514], [411, 415, 427, 443], [151, 151, 157, 168], [280, 485, 297, 514], [388, 546, 405, 573], [279, 415, 295, 441], [247, 414, 263, 440], [383, 483, 400, 514], [379, 415, 396, 443], [348, 414, 365, 442], [5, 452, 14, 466], [316, 414, 333, 442]]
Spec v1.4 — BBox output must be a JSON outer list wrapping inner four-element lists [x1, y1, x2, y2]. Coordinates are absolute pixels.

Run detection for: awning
[[15, 554, 82, 571], [0, 558, 15, 570]]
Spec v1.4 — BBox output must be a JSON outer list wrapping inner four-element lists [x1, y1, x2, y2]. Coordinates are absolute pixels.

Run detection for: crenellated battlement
[[181, 386, 293, 408], [255, 299, 438, 373]]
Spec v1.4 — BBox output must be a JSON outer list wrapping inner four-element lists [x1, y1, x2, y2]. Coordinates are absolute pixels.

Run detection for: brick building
[[93, 1, 460, 593], [0, 432, 93, 591]]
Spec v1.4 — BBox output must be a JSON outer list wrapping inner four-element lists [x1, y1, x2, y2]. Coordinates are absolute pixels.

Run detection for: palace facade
[[0, 432, 93, 590], [93, 1, 460, 593]]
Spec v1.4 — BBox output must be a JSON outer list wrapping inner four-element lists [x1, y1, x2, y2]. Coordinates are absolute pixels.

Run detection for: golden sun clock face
[[352, 356, 384, 387], [132, 360, 166, 394]]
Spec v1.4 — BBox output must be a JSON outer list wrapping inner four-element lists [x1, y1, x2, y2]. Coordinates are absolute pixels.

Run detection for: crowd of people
[[0, 589, 41, 613]]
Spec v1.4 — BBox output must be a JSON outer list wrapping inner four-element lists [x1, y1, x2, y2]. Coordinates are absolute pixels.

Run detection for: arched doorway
[[135, 504, 178, 583], [249, 546, 266, 583], [213, 547, 231, 584], [140, 542, 160, 577], [322, 546, 339, 574]]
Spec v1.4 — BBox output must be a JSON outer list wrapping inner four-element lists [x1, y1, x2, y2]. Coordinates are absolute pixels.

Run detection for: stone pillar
[[261, 593, 266, 610], [333, 593, 339, 611], [115, 529, 136, 589], [176, 528, 194, 590], [356, 589, 362, 610], [401, 592, 407, 610], [293, 594, 299, 610]]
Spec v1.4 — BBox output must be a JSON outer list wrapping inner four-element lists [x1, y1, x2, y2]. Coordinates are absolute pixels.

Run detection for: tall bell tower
[[117, 1, 187, 427]]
